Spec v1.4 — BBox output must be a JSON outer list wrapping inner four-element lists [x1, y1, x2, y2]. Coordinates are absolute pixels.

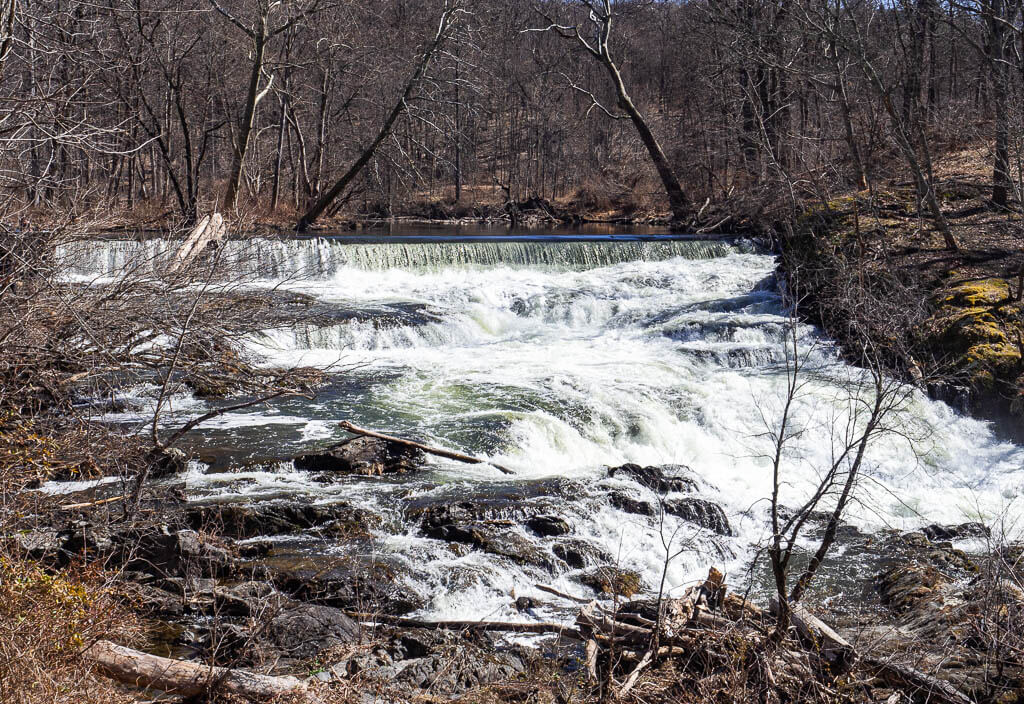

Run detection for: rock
[[130, 527, 235, 578], [189, 501, 379, 540], [393, 651, 526, 695], [876, 565, 945, 613], [267, 555, 424, 615], [213, 581, 288, 617], [577, 567, 645, 598], [552, 538, 612, 569], [293, 436, 424, 476], [526, 515, 571, 537], [607, 463, 698, 493], [268, 603, 360, 658], [515, 596, 538, 612], [608, 490, 656, 517], [665, 498, 732, 536], [922, 522, 990, 542], [7, 528, 62, 560], [414, 501, 557, 569], [122, 583, 186, 618], [148, 447, 189, 477]]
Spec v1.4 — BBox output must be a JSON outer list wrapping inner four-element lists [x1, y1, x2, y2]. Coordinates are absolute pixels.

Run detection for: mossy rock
[[577, 567, 644, 598], [935, 278, 1011, 308]]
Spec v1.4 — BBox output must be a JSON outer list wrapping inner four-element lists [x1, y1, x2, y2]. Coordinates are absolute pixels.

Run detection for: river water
[[59, 232, 1024, 622]]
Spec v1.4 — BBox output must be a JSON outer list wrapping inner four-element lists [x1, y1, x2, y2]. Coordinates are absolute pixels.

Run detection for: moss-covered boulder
[[924, 278, 1023, 388]]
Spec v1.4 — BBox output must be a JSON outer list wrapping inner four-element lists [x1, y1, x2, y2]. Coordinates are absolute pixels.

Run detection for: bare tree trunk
[[296, 3, 462, 231]]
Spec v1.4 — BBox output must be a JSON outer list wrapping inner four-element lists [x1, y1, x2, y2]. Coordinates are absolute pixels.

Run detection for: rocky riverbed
[[12, 433, 1021, 703]]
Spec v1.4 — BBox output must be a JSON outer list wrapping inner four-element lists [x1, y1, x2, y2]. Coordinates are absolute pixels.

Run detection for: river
[[59, 231, 1024, 622]]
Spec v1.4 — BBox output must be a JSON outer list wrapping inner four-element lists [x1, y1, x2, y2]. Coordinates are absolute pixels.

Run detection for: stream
[[57, 230, 1024, 623]]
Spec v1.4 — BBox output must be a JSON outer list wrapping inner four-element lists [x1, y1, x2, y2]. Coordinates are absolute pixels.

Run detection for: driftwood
[[863, 656, 974, 704], [167, 213, 225, 274], [346, 611, 581, 639], [60, 495, 125, 510], [534, 583, 593, 604], [770, 598, 856, 672], [338, 420, 516, 475], [84, 639, 311, 701]]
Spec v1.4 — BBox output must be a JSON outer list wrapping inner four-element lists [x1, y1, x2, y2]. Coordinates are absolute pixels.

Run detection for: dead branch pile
[[569, 568, 976, 704]]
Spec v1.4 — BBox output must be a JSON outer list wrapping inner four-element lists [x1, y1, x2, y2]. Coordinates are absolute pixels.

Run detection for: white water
[[65, 236, 1024, 621]]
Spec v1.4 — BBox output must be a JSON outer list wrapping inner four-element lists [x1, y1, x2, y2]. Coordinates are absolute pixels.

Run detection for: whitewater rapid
[[62, 236, 1024, 621]]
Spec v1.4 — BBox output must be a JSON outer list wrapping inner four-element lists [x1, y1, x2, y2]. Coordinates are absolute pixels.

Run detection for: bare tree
[[296, 0, 466, 230], [209, 0, 326, 210], [529, 0, 691, 222]]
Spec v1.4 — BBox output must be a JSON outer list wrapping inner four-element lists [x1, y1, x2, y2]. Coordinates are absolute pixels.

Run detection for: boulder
[[665, 498, 732, 536], [189, 501, 379, 540], [552, 538, 612, 569], [267, 555, 424, 615], [922, 522, 990, 542], [526, 515, 571, 537], [577, 567, 645, 598], [268, 603, 360, 659], [293, 436, 423, 476], [607, 463, 698, 493], [418, 507, 556, 570], [608, 490, 656, 517]]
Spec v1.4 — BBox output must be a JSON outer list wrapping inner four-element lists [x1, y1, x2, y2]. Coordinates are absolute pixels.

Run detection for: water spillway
[[66, 233, 1024, 622], [58, 235, 737, 280]]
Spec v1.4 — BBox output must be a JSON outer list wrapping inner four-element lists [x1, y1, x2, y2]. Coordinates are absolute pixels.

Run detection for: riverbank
[[781, 182, 1024, 440]]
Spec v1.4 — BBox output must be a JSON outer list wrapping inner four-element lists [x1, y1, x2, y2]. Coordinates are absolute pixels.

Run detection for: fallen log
[[863, 656, 974, 704], [84, 640, 310, 701], [338, 420, 516, 475], [345, 612, 581, 638], [167, 213, 226, 274], [770, 598, 856, 673]]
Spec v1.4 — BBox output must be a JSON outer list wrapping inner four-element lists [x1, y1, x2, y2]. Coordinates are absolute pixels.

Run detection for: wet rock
[[189, 501, 379, 540], [922, 522, 990, 542], [268, 603, 360, 659], [515, 596, 538, 613], [552, 538, 612, 569], [577, 567, 645, 598], [147, 447, 190, 477], [419, 509, 556, 570], [607, 463, 698, 494], [608, 490, 656, 517], [130, 527, 235, 578], [409, 500, 534, 525], [665, 498, 732, 536], [526, 514, 571, 537], [267, 555, 424, 615], [876, 564, 945, 613], [293, 436, 424, 476], [415, 503, 561, 568]]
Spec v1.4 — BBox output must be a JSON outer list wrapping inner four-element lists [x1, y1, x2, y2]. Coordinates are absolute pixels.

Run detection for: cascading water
[[65, 234, 1024, 622]]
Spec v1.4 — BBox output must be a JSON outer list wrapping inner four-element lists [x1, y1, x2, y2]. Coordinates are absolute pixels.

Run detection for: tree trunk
[[296, 5, 460, 231], [224, 33, 268, 210], [84, 640, 311, 701]]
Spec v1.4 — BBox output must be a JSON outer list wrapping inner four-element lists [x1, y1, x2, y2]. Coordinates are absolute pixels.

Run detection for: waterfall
[[56, 236, 739, 280]]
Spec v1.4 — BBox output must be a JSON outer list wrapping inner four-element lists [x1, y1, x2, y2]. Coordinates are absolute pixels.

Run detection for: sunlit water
[[57, 234, 1024, 622]]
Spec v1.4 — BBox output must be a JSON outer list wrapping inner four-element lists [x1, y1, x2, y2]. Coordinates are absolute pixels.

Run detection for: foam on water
[[66, 237, 1024, 621]]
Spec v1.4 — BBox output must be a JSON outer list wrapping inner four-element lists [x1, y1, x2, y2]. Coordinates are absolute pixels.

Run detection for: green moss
[[935, 278, 1010, 307]]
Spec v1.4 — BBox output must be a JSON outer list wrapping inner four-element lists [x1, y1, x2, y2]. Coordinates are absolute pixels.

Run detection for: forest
[[2, 2, 1024, 704], [2, 0, 1021, 231]]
